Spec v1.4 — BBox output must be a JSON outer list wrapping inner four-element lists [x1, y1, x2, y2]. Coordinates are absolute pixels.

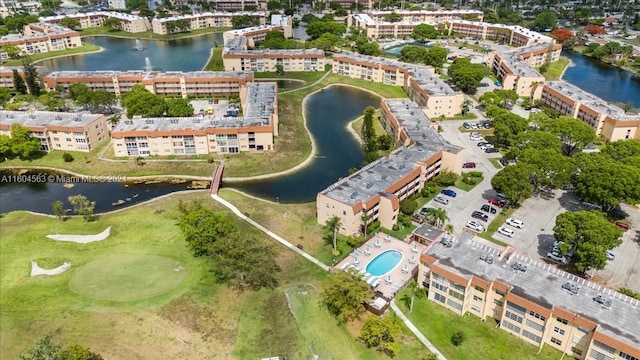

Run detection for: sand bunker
[[46, 226, 111, 244], [31, 260, 71, 277]]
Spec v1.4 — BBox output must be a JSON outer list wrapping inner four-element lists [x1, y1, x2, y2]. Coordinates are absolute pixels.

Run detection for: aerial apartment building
[[0, 66, 48, 91], [210, 0, 267, 11], [317, 99, 464, 236], [151, 11, 267, 35], [332, 52, 464, 118], [418, 234, 640, 360], [222, 15, 293, 47], [348, 10, 483, 39], [0, 23, 81, 59], [42, 70, 254, 98], [222, 36, 325, 72], [531, 80, 640, 141], [111, 82, 278, 156], [0, 110, 109, 152], [488, 42, 561, 96], [40, 12, 151, 33], [445, 20, 554, 47]]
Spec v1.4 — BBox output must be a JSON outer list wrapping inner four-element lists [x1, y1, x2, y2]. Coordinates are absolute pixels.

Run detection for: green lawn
[[204, 45, 224, 71], [540, 57, 571, 81], [488, 158, 503, 169], [477, 207, 514, 246], [3, 44, 101, 66], [455, 172, 484, 192], [446, 113, 477, 120], [254, 70, 327, 83], [395, 287, 572, 360]]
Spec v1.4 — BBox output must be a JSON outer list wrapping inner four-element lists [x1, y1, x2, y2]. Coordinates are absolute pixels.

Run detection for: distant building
[[332, 52, 464, 118], [531, 80, 640, 141], [317, 99, 465, 236], [0, 66, 48, 92], [0, 23, 81, 59], [210, 0, 267, 11], [222, 36, 325, 72], [488, 43, 562, 96], [40, 12, 151, 33], [111, 82, 278, 156], [418, 234, 640, 360], [222, 15, 293, 46], [42, 70, 254, 98], [0, 110, 109, 152], [151, 11, 268, 35], [445, 20, 554, 47], [107, 0, 127, 10], [348, 10, 484, 39]]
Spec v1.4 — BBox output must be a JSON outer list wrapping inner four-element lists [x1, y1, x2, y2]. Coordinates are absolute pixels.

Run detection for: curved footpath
[[2, 165, 212, 181], [210, 193, 447, 360]]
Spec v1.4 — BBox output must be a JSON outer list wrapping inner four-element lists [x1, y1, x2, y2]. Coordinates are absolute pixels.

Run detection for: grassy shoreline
[[79, 26, 228, 41], [2, 44, 102, 66]]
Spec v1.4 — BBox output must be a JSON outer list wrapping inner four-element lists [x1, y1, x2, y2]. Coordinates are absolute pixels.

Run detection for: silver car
[[433, 196, 449, 205]]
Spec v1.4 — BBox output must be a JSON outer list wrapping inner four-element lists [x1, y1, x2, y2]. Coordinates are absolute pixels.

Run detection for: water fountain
[[134, 39, 144, 51], [144, 57, 153, 71]]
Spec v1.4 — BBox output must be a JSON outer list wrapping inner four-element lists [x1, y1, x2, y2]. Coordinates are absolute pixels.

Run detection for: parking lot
[[189, 99, 238, 118]]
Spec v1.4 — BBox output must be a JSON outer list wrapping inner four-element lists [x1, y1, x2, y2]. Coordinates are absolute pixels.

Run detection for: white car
[[433, 196, 449, 205], [498, 227, 515, 237], [480, 144, 495, 151], [546, 251, 568, 264], [470, 136, 483, 141], [506, 218, 524, 228], [606, 251, 615, 261], [466, 220, 485, 232]]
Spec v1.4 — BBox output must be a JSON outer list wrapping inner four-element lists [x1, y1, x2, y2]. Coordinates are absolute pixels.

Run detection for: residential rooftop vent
[[54, 115, 62, 120], [480, 254, 494, 264], [170, 119, 179, 124], [561, 282, 580, 295], [350, 191, 358, 199], [29, 114, 36, 119], [366, 182, 373, 189], [510, 261, 527, 272], [145, 119, 154, 124]]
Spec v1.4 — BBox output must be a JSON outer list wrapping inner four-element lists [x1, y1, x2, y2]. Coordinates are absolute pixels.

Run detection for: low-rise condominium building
[[222, 15, 293, 47], [445, 20, 554, 47], [151, 11, 267, 35], [0, 110, 109, 152], [532, 80, 640, 141], [42, 70, 254, 98], [0, 23, 81, 59], [0, 66, 48, 92], [40, 12, 151, 33], [223, 36, 325, 72], [418, 233, 640, 360], [111, 82, 278, 156], [332, 52, 464, 118], [209, 0, 267, 11], [317, 99, 464, 236]]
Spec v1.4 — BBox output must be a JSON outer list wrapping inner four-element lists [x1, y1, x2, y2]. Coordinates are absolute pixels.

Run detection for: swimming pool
[[366, 250, 403, 276]]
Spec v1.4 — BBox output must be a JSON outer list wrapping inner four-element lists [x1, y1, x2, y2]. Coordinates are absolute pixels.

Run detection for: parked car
[[481, 204, 497, 214], [463, 122, 472, 129], [614, 221, 630, 231], [480, 144, 494, 151], [466, 220, 485, 232], [472, 211, 489, 222], [499, 158, 509, 167], [524, 106, 532, 110], [463, 162, 476, 168], [606, 250, 616, 261], [506, 218, 524, 228], [546, 251, 568, 264], [477, 141, 490, 147], [485, 148, 499, 153], [441, 189, 457, 198], [433, 196, 449, 205], [498, 227, 515, 237], [582, 201, 603, 210], [470, 135, 483, 141], [488, 198, 507, 208]]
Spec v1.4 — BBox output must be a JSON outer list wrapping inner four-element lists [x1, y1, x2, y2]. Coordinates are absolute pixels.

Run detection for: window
[[522, 330, 541, 343], [432, 282, 447, 292], [450, 282, 465, 292], [434, 293, 446, 303], [553, 327, 565, 335], [495, 289, 506, 297], [448, 289, 464, 301], [550, 337, 562, 346], [471, 305, 480, 313], [589, 349, 613, 360], [619, 351, 638, 360], [501, 320, 521, 333], [506, 301, 526, 315], [473, 295, 482, 302], [474, 285, 485, 293], [505, 311, 523, 324], [593, 341, 615, 354], [556, 317, 568, 325], [525, 319, 544, 332], [570, 347, 583, 356], [572, 334, 588, 346], [528, 311, 546, 321], [493, 299, 503, 307]]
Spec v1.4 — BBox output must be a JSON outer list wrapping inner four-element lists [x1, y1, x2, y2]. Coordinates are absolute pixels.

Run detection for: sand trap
[[31, 260, 71, 277], [46, 226, 111, 244]]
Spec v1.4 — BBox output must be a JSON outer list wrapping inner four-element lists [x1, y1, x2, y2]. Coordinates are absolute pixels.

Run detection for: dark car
[[488, 199, 507, 208], [477, 141, 489, 147], [463, 162, 476, 168], [524, 106, 532, 110], [615, 221, 630, 232], [441, 189, 457, 198], [463, 122, 472, 129], [472, 211, 489, 222], [481, 204, 497, 214], [485, 148, 499, 153]]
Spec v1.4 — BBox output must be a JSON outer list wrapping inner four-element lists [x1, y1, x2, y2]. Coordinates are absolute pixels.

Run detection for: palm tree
[[424, 208, 449, 228], [361, 212, 372, 241], [325, 216, 342, 254], [444, 223, 454, 235]]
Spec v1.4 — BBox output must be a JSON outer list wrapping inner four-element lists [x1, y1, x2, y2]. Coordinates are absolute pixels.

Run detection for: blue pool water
[[385, 42, 432, 56], [366, 250, 403, 276]]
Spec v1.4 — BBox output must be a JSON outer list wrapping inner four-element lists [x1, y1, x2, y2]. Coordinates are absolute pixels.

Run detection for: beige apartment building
[[223, 36, 325, 72], [532, 80, 640, 141], [151, 11, 267, 35], [0, 110, 109, 152], [222, 15, 293, 46], [211, 0, 267, 11], [0, 66, 48, 91], [42, 70, 254, 98], [445, 20, 554, 47], [40, 12, 151, 33], [317, 99, 464, 236], [332, 52, 464, 118], [0, 23, 81, 59], [348, 10, 483, 39], [111, 82, 278, 156], [417, 234, 640, 360]]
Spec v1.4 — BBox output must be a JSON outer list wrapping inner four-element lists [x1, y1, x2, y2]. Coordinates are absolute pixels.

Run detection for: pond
[[385, 42, 432, 56], [38, 33, 223, 72], [257, 79, 306, 91], [226, 85, 380, 203]]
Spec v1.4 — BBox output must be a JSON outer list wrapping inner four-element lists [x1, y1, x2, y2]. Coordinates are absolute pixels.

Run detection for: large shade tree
[[321, 268, 371, 323]]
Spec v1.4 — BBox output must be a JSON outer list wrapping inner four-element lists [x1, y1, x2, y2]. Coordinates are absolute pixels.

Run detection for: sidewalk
[[390, 300, 448, 360]]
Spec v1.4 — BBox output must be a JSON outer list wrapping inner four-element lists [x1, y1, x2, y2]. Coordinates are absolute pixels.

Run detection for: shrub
[[62, 153, 74, 162], [462, 175, 480, 185], [366, 220, 381, 234], [432, 171, 458, 186], [421, 185, 438, 197], [346, 236, 363, 247], [451, 330, 465, 346], [468, 171, 483, 177], [207, 158, 215, 163], [399, 199, 418, 215]]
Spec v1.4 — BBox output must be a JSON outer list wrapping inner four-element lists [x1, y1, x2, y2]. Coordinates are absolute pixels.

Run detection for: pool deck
[[336, 232, 425, 299]]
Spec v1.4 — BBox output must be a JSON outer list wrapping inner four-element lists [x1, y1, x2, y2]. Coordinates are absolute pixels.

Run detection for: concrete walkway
[[211, 194, 330, 271], [390, 301, 448, 360]]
